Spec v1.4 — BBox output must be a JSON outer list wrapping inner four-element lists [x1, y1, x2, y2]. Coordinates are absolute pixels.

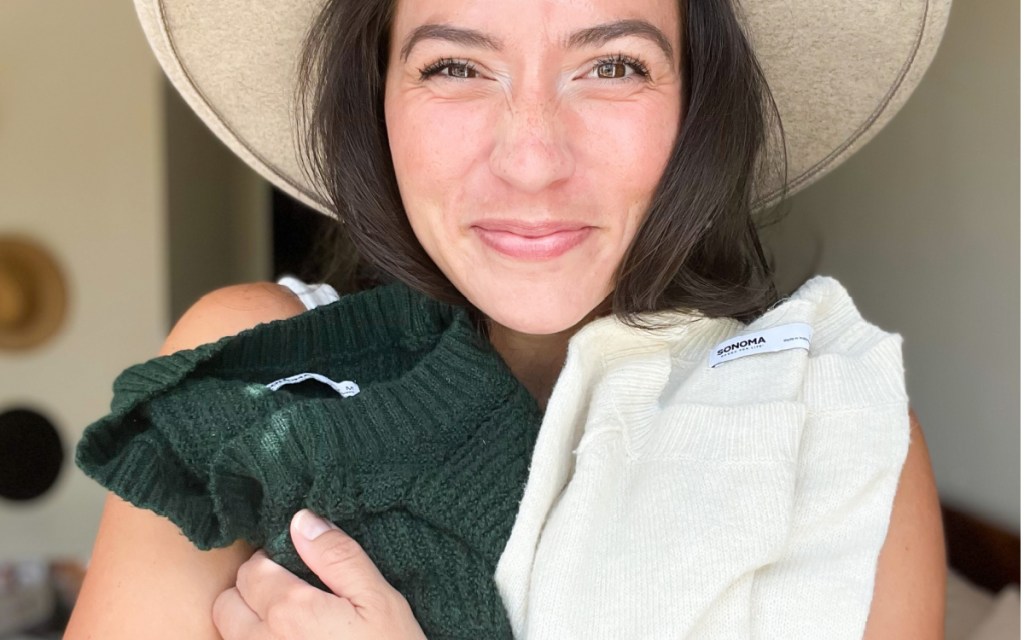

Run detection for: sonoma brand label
[[708, 323, 812, 368], [266, 372, 360, 398]]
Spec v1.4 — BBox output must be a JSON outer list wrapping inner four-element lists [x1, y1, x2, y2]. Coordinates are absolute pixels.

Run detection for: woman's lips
[[472, 226, 593, 260]]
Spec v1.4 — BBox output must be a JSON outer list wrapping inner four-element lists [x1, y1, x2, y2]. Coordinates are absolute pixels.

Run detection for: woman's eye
[[596, 62, 628, 79], [589, 55, 650, 81], [419, 59, 479, 81]]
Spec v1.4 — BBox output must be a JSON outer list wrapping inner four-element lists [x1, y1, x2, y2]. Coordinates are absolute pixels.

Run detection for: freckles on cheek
[[410, 100, 492, 197], [576, 102, 673, 198]]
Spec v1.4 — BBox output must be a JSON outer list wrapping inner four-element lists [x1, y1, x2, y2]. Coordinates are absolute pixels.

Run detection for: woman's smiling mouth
[[471, 220, 594, 260]]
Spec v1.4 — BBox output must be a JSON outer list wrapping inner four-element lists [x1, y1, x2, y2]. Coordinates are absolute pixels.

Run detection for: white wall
[[0, 2, 167, 559], [761, 0, 1019, 531]]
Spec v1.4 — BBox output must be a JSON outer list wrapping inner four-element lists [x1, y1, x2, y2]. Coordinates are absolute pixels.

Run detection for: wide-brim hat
[[0, 236, 68, 351], [134, 0, 952, 217]]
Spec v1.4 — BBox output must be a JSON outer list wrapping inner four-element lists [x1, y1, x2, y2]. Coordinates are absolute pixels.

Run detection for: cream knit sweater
[[494, 275, 911, 639]]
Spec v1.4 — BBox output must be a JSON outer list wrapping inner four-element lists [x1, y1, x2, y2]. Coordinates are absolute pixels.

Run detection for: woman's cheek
[[579, 98, 676, 186], [402, 99, 493, 196]]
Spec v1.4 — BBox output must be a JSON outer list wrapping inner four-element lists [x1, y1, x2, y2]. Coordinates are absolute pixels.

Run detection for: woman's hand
[[213, 509, 427, 640]]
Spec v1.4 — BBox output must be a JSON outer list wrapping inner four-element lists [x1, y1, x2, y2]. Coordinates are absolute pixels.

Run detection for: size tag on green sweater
[[709, 322, 812, 368], [266, 372, 360, 398]]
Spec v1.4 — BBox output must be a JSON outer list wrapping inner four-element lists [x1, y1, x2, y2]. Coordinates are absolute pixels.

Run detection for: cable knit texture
[[75, 281, 543, 640], [493, 275, 911, 639]]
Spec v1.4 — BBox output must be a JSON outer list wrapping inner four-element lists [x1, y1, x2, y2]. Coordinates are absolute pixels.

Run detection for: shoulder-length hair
[[296, 0, 786, 327]]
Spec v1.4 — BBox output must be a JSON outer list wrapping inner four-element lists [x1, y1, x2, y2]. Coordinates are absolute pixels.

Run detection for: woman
[[67, 0, 949, 637]]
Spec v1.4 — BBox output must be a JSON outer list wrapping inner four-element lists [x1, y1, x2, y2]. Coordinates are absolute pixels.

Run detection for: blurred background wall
[[0, 0, 1018, 572], [0, 0, 268, 563], [0, 2, 168, 559]]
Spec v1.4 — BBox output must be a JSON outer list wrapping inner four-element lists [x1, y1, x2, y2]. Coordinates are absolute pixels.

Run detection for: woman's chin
[[471, 296, 607, 337]]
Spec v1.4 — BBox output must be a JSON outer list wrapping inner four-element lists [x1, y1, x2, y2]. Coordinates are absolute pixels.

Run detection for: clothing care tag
[[708, 322, 813, 368], [266, 372, 361, 398]]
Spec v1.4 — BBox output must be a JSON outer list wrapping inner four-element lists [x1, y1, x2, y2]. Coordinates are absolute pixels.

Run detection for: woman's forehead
[[389, 0, 681, 51]]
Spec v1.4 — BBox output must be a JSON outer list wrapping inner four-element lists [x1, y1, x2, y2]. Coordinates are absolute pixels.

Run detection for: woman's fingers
[[232, 548, 345, 631], [212, 512, 427, 640], [212, 585, 266, 639], [290, 510, 396, 612]]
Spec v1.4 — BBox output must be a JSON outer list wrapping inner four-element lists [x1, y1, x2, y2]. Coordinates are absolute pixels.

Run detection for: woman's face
[[384, 0, 683, 335]]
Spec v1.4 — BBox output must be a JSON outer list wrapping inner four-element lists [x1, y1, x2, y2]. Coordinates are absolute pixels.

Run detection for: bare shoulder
[[862, 408, 947, 639], [66, 282, 306, 639], [159, 281, 308, 356], [65, 494, 254, 639]]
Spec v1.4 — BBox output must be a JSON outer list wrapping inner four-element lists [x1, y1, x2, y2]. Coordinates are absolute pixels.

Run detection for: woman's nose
[[489, 96, 575, 193]]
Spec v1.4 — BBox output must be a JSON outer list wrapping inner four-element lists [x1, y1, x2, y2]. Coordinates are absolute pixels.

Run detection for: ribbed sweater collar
[[110, 279, 536, 413]]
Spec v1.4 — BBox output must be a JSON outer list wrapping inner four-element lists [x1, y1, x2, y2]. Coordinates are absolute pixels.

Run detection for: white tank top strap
[[276, 274, 341, 311]]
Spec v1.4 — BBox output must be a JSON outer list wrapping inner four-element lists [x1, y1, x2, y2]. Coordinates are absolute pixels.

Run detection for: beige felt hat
[[134, 0, 952, 216], [0, 236, 68, 351]]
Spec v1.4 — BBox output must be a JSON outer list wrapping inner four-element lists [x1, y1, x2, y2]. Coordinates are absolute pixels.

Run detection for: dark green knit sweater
[[75, 281, 544, 639]]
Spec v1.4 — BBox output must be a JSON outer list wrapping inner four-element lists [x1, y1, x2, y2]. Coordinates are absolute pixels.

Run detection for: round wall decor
[[0, 235, 69, 351], [0, 407, 65, 502]]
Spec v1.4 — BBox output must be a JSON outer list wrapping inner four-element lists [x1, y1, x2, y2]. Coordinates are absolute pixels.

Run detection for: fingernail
[[294, 509, 334, 541]]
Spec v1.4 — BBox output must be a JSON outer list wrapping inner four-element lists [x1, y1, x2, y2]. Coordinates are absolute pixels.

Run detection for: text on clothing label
[[708, 322, 812, 368], [266, 372, 360, 398]]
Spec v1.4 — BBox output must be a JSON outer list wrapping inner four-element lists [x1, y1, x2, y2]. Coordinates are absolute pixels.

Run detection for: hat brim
[[135, 0, 952, 217]]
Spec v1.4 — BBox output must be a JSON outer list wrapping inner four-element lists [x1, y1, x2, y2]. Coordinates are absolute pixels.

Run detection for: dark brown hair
[[296, 0, 787, 327]]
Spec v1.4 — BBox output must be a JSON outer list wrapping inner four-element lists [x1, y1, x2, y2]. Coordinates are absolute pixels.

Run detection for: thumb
[[290, 509, 391, 602]]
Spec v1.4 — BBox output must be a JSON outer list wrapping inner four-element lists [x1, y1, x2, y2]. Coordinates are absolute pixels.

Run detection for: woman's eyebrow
[[564, 20, 675, 66], [400, 25, 502, 62], [399, 19, 675, 66]]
